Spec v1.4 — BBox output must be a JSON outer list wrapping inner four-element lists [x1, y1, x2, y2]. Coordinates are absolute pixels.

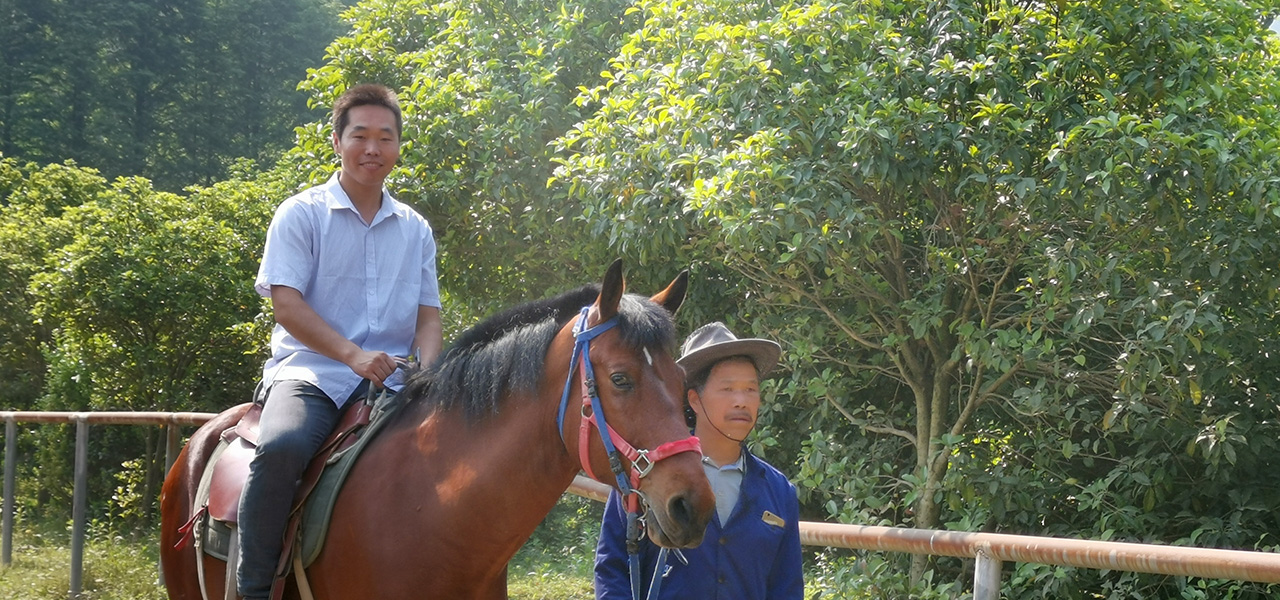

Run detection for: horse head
[[565, 259, 714, 549]]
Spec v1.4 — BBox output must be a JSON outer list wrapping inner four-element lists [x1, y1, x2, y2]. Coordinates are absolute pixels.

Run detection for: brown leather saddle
[[206, 397, 374, 526], [177, 390, 391, 598]]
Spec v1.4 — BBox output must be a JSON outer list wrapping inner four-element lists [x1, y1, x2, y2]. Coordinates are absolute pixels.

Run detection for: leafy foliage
[[0, 159, 103, 404], [4, 0, 1280, 597], [0, 157, 286, 520], [0, 0, 346, 190], [554, 0, 1280, 593], [295, 0, 653, 324], [30, 175, 273, 413]]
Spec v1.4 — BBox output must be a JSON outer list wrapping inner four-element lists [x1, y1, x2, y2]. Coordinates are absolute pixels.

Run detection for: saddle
[[177, 387, 404, 600]]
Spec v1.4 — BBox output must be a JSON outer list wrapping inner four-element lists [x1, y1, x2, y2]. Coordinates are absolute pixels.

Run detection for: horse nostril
[[668, 494, 693, 527]]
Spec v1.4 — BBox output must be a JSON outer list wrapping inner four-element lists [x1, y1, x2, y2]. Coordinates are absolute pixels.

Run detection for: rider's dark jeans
[[236, 380, 365, 598]]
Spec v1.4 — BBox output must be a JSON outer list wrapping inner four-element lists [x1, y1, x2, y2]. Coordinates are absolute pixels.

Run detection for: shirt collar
[[702, 453, 746, 473], [321, 172, 403, 226]]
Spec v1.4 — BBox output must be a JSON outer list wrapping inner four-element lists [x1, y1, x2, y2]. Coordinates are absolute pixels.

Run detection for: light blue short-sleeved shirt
[[255, 173, 441, 405], [704, 453, 746, 524]]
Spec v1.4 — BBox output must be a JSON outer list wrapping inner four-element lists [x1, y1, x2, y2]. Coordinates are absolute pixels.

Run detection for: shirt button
[[718, 575, 727, 584], [719, 537, 727, 545]]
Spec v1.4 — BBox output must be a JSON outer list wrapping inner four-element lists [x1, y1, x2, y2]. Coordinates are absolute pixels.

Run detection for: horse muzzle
[[642, 471, 715, 548]]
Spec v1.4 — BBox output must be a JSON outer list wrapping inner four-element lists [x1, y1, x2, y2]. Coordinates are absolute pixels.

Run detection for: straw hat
[[677, 322, 781, 378]]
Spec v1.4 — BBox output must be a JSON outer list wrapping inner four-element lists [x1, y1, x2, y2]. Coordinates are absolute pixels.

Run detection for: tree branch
[[824, 393, 918, 446]]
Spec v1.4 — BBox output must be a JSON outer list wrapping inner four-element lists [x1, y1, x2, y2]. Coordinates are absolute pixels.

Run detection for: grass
[[2, 507, 845, 600], [0, 524, 167, 600], [507, 568, 595, 600], [507, 537, 597, 600], [0, 522, 594, 600]]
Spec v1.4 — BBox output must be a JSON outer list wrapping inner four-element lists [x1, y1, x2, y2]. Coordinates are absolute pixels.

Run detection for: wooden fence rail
[[4, 410, 1280, 600]]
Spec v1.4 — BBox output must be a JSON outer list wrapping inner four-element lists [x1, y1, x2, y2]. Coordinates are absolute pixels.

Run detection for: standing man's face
[[688, 358, 761, 443], [332, 104, 400, 190]]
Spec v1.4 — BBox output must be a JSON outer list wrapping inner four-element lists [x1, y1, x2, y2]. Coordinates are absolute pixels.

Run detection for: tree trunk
[[909, 359, 954, 583]]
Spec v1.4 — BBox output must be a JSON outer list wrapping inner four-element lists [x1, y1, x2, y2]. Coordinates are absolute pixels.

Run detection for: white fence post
[[974, 545, 1003, 600], [69, 415, 89, 599], [3, 417, 14, 568]]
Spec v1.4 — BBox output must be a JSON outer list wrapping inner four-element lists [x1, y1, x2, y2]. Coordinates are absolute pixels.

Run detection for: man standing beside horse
[[237, 83, 443, 600], [594, 322, 804, 599]]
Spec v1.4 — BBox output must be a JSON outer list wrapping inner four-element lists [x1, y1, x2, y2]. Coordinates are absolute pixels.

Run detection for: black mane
[[399, 283, 678, 420]]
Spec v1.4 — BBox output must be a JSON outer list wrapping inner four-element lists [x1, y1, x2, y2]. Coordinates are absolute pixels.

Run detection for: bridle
[[556, 306, 701, 600]]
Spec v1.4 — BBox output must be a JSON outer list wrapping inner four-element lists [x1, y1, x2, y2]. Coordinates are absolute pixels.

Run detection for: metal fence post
[[165, 422, 180, 474], [70, 415, 89, 599], [974, 545, 1003, 600], [3, 417, 14, 568], [159, 420, 182, 587]]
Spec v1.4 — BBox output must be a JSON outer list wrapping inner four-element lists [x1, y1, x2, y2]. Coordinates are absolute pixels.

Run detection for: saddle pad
[[299, 394, 406, 567]]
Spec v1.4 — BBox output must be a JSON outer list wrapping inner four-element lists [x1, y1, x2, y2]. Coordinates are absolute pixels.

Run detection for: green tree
[[2, 161, 279, 521], [0, 0, 46, 157], [295, 0, 649, 322], [555, 0, 1280, 594], [0, 159, 106, 406], [30, 175, 272, 414], [0, 0, 344, 190]]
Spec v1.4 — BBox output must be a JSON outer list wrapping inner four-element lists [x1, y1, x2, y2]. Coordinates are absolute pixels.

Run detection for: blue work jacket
[[594, 449, 803, 600]]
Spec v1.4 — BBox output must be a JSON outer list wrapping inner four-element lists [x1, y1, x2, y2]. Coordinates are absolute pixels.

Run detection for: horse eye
[[610, 373, 633, 390]]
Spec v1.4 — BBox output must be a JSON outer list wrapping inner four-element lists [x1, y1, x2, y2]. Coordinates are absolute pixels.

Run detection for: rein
[[556, 306, 701, 600]]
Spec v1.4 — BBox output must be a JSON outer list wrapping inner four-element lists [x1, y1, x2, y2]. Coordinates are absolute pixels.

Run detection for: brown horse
[[159, 261, 714, 599]]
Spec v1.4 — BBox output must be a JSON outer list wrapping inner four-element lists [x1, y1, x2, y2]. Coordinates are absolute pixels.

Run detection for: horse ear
[[650, 270, 688, 315], [595, 258, 625, 321]]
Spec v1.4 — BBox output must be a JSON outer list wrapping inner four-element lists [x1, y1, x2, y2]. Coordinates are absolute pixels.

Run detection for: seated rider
[[236, 83, 443, 600]]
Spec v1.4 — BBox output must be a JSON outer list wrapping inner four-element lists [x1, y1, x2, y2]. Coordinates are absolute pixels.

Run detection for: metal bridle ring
[[632, 449, 654, 478]]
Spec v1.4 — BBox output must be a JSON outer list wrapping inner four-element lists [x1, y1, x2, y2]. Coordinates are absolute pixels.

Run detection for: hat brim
[[677, 338, 781, 379]]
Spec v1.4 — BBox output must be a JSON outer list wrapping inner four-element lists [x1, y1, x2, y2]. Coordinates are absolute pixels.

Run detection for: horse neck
[[397, 384, 579, 481], [307, 391, 581, 598], [354, 334, 587, 577], [386, 379, 582, 534]]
